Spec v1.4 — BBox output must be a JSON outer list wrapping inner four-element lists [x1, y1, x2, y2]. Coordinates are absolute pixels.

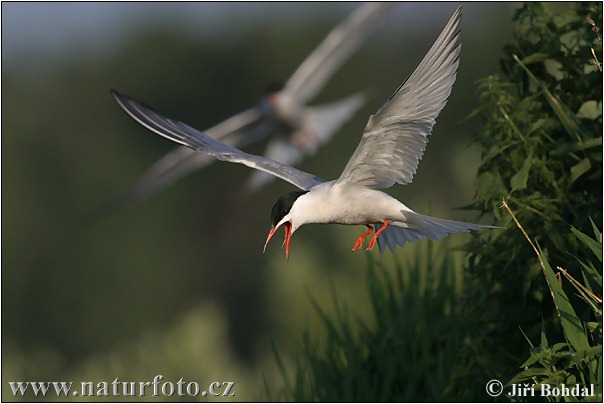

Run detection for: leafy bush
[[279, 3, 602, 402], [453, 1, 602, 398], [504, 207, 601, 401]]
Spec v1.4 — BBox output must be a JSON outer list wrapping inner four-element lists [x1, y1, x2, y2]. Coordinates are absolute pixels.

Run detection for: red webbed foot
[[352, 225, 374, 252], [366, 222, 389, 251]]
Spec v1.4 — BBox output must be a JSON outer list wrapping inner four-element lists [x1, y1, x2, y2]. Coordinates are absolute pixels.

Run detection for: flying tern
[[111, 5, 496, 261], [95, 3, 394, 218]]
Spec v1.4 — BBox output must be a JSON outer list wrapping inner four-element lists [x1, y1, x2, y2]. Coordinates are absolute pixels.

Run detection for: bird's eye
[[283, 209, 289, 215]]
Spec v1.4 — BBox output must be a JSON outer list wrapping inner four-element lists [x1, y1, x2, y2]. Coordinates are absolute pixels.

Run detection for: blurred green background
[[3, 2, 519, 400]]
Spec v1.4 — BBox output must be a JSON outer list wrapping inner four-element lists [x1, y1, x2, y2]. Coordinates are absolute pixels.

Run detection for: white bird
[[111, 5, 496, 261], [95, 3, 394, 218]]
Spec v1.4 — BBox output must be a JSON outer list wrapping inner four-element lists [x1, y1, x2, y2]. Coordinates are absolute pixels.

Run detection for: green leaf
[[544, 59, 564, 80], [551, 342, 570, 353], [569, 158, 592, 184], [528, 118, 548, 135], [508, 367, 551, 385], [520, 350, 547, 368], [483, 143, 515, 161], [576, 257, 602, 291], [513, 54, 587, 142], [574, 345, 603, 361], [585, 322, 599, 333], [576, 100, 603, 120], [510, 151, 533, 190], [520, 53, 550, 64], [550, 137, 603, 156], [590, 218, 602, 243], [537, 243, 590, 353], [571, 226, 602, 262], [540, 324, 549, 348]]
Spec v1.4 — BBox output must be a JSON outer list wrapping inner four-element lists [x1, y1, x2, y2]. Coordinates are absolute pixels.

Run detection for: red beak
[[264, 221, 292, 262]]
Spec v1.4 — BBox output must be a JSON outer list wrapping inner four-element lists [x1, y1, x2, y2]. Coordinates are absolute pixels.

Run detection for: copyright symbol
[[486, 379, 503, 397]]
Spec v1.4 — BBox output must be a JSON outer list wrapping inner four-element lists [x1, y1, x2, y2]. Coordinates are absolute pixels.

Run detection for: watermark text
[[8, 375, 235, 398], [486, 379, 597, 399]]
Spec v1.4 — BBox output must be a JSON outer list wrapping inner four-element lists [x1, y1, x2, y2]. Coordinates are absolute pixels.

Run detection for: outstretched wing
[[336, 5, 462, 189], [245, 92, 365, 191], [284, 2, 395, 103], [100, 4, 389, 213], [111, 90, 325, 191], [91, 108, 274, 217]]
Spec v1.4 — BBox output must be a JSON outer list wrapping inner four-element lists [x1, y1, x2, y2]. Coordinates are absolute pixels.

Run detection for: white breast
[[289, 182, 411, 230]]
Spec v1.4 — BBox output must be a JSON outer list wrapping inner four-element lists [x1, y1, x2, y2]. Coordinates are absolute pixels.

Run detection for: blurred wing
[[90, 107, 274, 218], [245, 138, 302, 191], [205, 107, 263, 140], [111, 90, 325, 191], [336, 5, 462, 189], [85, 148, 213, 221], [245, 92, 365, 191], [284, 2, 395, 103], [303, 92, 366, 150]]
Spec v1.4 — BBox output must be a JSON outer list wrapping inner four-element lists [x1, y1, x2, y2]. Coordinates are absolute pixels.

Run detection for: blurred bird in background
[[111, 5, 497, 261], [92, 2, 395, 219]]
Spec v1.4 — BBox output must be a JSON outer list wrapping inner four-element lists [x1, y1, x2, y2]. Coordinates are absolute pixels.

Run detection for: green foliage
[[455, 1, 603, 399], [508, 223, 602, 402], [277, 3, 602, 402], [277, 243, 468, 402]]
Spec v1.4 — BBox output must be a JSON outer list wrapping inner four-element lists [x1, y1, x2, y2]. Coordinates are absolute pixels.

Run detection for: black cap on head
[[270, 191, 308, 226]]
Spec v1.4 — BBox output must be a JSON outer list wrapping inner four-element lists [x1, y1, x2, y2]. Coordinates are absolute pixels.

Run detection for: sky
[[2, 2, 494, 69], [2, 3, 362, 62]]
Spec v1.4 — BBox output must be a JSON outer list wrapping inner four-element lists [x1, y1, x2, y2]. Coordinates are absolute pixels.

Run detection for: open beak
[[264, 221, 293, 261]]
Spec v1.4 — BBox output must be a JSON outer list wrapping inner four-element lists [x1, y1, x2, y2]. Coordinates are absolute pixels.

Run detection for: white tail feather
[[375, 211, 496, 254]]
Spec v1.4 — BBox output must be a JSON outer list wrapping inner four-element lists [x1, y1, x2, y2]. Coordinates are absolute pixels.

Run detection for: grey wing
[[85, 148, 213, 221], [245, 92, 365, 191], [245, 137, 302, 191], [336, 5, 462, 189], [111, 90, 325, 191], [283, 2, 395, 104], [87, 105, 272, 220], [136, 104, 271, 194], [302, 92, 366, 150], [205, 107, 263, 140], [96, 107, 274, 213]]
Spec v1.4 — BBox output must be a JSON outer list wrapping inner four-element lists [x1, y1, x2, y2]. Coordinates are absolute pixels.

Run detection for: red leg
[[352, 225, 374, 252], [367, 222, 389, 251]]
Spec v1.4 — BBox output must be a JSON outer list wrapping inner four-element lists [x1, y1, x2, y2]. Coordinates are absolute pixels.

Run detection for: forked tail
[[375, 212, 498, 254]]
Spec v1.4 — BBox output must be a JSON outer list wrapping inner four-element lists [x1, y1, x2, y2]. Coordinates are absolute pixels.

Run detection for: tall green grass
[[453, 2, 602, 398], [274, 241, 469, 402], [275, 3, 602, 402], [504, 202, 602, 401]]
